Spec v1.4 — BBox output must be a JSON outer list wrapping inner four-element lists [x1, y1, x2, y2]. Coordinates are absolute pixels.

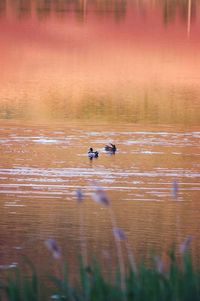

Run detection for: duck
[[104, 143, 116, 153], [88, 147, 99, 159]]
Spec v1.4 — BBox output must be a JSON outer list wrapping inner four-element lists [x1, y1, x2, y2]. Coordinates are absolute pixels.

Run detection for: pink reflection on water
[[0, 0, 200, 119]]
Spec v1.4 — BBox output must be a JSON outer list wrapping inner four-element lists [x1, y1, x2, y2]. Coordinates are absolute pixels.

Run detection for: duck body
[[88, 147, 99, 159], [105, 143, 116, 153]]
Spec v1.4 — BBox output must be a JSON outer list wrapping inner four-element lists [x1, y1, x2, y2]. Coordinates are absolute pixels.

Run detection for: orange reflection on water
[[0, 121, 199, 269]]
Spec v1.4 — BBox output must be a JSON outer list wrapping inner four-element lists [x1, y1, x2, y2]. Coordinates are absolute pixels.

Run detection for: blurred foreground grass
[[1, 187, 199, 300], [0, 248, 200, 301]]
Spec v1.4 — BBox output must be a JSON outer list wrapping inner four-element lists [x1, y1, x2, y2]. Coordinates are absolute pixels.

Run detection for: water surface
[[0, 121, 199, 269]]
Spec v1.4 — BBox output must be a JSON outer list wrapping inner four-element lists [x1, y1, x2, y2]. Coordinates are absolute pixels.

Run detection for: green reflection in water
[[0, 0, 199, 24], [0, 88, 199, 125]]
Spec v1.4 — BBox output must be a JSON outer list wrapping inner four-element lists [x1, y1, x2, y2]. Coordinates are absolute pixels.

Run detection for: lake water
[[0, 0, 200, 271]]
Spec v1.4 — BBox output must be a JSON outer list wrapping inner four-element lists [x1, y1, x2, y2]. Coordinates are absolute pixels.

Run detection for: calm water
[[0, 0, 200, 270]]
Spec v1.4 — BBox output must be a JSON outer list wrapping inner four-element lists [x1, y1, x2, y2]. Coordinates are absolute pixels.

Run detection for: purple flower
[[75, 188, 84, 203], [172, 180, 178, 199], [180, 236, 192, 254], [154, 256, 164, 274], [113, 227, 126, 241], [45, 239, 61, 259], [92, 186, 110, 206]]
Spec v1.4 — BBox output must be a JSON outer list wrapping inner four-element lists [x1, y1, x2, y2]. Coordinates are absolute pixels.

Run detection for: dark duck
[[88, 147, 99, 159], [104, 143, 116, 153]]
